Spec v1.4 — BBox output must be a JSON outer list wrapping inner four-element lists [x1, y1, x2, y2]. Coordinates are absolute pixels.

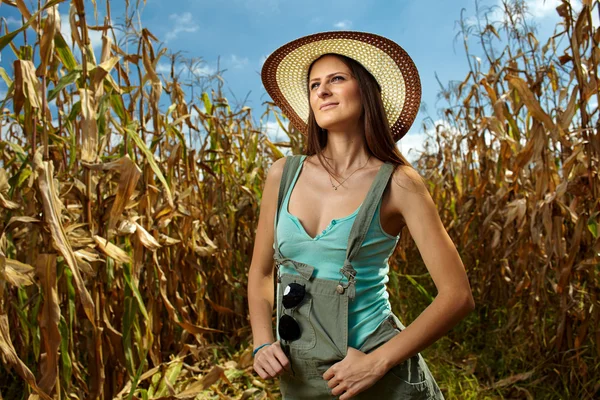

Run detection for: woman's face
[[308, 55, 363, 132]]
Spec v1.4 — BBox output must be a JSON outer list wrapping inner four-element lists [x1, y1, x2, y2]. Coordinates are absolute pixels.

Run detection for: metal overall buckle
[[336, 269, 356, 294]]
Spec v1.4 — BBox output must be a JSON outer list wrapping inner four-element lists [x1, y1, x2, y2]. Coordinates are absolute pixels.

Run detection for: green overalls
[[273, 155, 444, 399]]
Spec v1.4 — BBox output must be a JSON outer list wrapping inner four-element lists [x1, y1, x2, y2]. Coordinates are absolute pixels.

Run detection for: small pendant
[[336, 284, 345, 294], [334, 187, 338, 190]]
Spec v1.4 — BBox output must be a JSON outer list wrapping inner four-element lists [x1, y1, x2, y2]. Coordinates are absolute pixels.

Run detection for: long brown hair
[[305, 54, 411, 175]]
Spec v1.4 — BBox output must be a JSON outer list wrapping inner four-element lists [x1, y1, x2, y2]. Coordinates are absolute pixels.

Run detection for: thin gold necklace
[[326, 155, 372, 190]]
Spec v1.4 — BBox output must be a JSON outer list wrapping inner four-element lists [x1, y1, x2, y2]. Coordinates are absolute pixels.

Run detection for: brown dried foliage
[[0, 0, 285, 398], [405, 0, 599, 397]]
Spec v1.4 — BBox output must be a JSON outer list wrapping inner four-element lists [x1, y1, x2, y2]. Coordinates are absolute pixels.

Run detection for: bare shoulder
[[263, 156, 288, 196], [267, 156, 288, 181], [389, 164, 431, 215], [391, 164, 428, 195]]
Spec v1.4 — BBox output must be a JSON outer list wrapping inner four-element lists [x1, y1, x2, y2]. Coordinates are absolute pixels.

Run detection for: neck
[[321, 128, 370, 173]]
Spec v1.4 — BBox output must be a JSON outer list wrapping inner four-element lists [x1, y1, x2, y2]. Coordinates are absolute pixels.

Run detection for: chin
[[317, 119, 358, 133]]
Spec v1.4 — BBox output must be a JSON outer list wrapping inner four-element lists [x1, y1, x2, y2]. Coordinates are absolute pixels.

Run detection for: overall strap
[[339, 162, 396, 299], [272, 155, 314, 280]]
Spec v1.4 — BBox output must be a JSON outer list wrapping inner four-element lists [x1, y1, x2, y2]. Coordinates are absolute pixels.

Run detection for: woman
[[248, 31, 474, 399]]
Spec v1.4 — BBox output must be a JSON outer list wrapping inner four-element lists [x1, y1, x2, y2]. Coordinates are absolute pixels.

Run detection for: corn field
[[0, 0, 598, 399]]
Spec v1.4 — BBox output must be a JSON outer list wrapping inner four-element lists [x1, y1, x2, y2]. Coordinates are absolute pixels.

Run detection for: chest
[[287, 164, 404, 239]]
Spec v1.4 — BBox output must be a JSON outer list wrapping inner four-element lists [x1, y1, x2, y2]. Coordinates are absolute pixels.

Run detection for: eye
[[331, 75, 345, 82], [310, 82, 319, 90]]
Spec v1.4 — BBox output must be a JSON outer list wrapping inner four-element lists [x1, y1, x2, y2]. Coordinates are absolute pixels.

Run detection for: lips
[[320, 102, 338, 110]]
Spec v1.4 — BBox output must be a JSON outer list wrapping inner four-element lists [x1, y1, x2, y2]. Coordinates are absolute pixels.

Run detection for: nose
[[316, 83, 331, 99]]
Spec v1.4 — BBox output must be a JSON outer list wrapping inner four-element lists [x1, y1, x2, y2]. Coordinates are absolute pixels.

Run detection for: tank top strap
[[339, 162, 396, 299], [273, 155, 314, 280]]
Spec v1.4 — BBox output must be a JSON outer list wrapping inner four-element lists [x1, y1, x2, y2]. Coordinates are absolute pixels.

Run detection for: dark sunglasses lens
[[282, 283, 305, 309], [278, 314, 301, 341]]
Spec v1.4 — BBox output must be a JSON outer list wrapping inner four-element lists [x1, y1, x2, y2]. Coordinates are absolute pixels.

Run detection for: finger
[[254, 364, 270, 380], [327, 375, 341, 389], [271, 345, 291, 371], [264, 353, 286, 376], [339, 389, 355, 400], [258, 359, 278, 378], [332, 383, 346, 397], [323, 364, 337, 380]]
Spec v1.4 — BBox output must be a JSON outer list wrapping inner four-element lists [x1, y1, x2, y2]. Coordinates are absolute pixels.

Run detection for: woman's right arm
[[248, 157, 290, 379]]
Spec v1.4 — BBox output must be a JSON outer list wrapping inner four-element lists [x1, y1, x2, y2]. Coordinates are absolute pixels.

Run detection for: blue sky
[[0, 0, 593, 160]]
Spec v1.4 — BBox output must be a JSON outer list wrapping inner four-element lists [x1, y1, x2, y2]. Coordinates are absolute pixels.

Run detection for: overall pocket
[[277, 274, 317, 351], [359, 316, 434, 398]]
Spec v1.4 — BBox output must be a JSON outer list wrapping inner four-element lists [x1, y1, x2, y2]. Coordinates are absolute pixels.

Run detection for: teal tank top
[[277, 155, 400, 349]]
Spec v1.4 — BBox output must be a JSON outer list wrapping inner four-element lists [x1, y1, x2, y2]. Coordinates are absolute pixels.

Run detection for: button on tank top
[[277, 155, 400, 349]]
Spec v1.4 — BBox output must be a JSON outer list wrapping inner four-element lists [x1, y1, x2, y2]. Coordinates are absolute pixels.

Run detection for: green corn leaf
[[54, 32, 77, 71], [58, 318, 73, 389], [0, 67, 13, 86], [126, 125, 174, 206], [122, 263, 149, 320], [48, 70, 81, 101], [110, 93, 127, 121], [588, 213, 599, 239]]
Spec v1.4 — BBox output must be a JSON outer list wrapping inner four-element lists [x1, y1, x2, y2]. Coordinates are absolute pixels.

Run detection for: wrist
[[370, 347, 398, 374], [252, 342, 272, 357]]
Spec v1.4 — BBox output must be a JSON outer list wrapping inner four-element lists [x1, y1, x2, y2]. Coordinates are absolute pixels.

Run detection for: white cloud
[[192, 64, 216, 76], [229, 54, 249, 69], [165, 12, 198, 42], [398, 131, 432, 163], [156, 63, 173, 74], [156, 62, 216, 77], [5, 16, 22, 27], [398, 119, 465, 163], [263, 120, 287, 143], [333, 20, 352, 29], [525, 0, 561, 19]]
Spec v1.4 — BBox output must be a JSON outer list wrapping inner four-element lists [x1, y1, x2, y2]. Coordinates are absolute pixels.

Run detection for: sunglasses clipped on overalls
[[271, 155, 444, 399]]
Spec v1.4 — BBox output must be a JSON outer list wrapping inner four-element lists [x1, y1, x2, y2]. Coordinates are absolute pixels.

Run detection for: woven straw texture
[[261, 31, 421, 142]]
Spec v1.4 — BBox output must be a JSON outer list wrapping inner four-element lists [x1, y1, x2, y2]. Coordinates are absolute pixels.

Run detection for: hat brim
[[261, 31, 421, 142]]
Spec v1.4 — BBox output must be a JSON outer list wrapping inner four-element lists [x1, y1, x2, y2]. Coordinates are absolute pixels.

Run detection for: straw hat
[[261, 31, 421, 142]]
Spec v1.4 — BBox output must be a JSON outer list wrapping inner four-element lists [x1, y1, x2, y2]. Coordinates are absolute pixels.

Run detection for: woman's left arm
[[324, 165, 475, 398], [368, 165, 475, 369]]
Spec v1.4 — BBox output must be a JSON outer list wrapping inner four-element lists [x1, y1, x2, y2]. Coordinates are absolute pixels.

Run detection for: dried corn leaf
[[117, 219, 137, 235], [195, 227, 218, 256], [93, 235, 131, 264], [34, 151, 96, 326], [490, 370, 535, 389], [159, 233, 181, 246], [174, 365, 226, 398], [126, 126, 173, 206], [153, 254, 222, 334], [0, 315, 52, 400], [84, 155, 142, 232], [506, 75, 556, 133], [6, 216, 40, 226], [79, 89, 98, 163], [4, 258, 35, 286], [0, 0, 62, 52], [13, 59, 41, 116], [36, 5, 60, 76], [0, 193, 19, 210], [132, 221, 161, 251], [36, 254, 60, 395]]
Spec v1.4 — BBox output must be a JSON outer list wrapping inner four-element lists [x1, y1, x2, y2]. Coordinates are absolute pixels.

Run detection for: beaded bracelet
[[252, 343, 272, 357]]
